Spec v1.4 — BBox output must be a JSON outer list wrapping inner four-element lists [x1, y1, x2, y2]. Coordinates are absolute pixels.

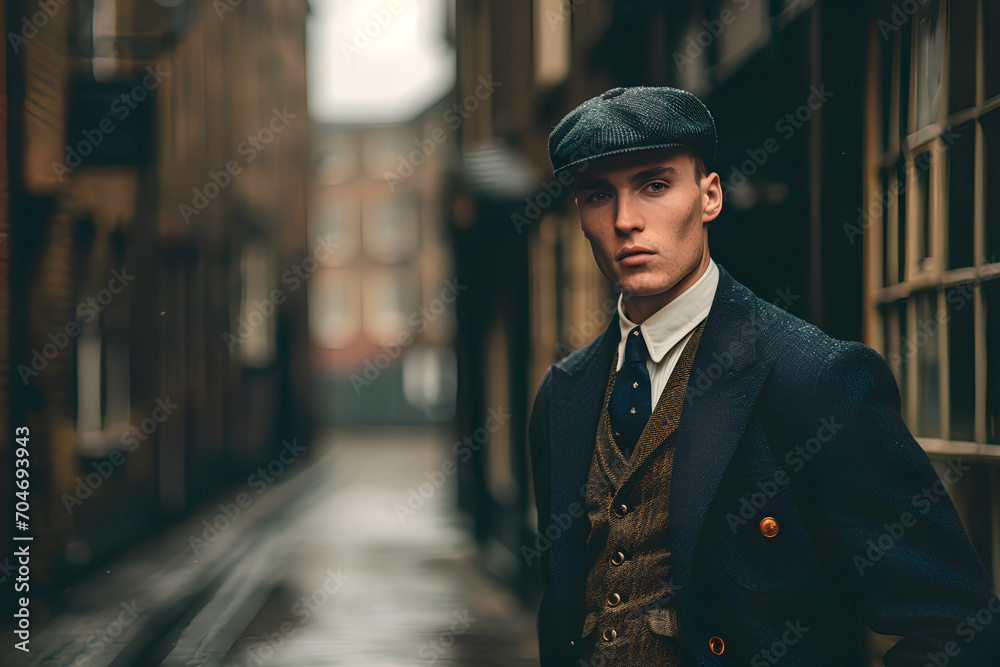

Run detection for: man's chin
[[615, 280, 672, 299], [618, 285, 667, 299]]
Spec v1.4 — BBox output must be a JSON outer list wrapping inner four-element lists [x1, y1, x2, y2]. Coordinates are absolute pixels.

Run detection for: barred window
[[865, 0, 1000, 455]]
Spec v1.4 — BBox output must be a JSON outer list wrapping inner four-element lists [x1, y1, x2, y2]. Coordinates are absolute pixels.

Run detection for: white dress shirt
[[615, 258, 719, 409]]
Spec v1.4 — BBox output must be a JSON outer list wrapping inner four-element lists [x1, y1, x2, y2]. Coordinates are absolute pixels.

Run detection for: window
[[534, 0, 570, 86], [76, 324, 130, 457], [361, 267, 420, 345], [311, 189, 360, 267], [238, 242, 277, 368], [361, 192, 420, 264], [865, 0, 1000, 456], [309, 267, 361, 350]]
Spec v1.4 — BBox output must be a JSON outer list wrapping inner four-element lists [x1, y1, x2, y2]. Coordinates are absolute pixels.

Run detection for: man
[[528, 86, 1000, 666]]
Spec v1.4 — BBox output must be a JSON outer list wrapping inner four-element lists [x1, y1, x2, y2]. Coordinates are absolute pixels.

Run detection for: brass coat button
[[760, 516, 779, 538], [610, 551, 626, 566], [602, 628, 617, 642], [613, 503, 629, 517], [607, 592, 621, 606], [709, 636, 725, 655]]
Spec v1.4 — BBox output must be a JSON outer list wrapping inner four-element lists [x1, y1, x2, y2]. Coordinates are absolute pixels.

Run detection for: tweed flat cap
[[547, 86, 717, 175]]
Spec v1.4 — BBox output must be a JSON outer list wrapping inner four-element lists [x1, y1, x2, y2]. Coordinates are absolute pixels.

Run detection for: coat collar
[[547, 262, 776, 623]]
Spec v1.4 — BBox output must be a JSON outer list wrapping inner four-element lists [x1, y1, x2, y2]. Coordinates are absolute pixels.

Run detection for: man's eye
[[646, 182, 667, 193], [587, 192, 611, 202]]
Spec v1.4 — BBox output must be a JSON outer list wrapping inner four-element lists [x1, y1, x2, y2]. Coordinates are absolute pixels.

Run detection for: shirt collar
[[616, 258, 719, 371]]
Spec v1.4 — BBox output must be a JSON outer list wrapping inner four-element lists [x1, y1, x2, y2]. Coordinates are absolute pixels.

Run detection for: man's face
[[573, 147, 722, 319]]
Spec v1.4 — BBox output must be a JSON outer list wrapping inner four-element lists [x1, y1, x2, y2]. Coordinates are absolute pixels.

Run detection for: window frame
[[864, 0, 1000, 458]]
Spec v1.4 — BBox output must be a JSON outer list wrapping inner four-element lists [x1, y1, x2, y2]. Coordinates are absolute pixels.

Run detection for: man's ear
[[701, 171, 722, 223]]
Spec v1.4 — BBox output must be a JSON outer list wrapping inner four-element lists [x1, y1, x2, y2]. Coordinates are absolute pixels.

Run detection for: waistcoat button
[[602, 628, 617, 642], [610, 551, 626, 566], [760, 516, 780, 538], [613, 503, 629, 517], [607, 592, 621, 606], [709, 636, 725, 655]]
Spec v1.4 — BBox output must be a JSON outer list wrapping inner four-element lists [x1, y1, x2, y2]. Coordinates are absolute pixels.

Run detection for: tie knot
[[624, 326, 649, 363]]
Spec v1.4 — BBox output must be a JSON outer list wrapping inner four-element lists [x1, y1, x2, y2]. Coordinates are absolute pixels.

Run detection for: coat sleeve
[[528, 367, 558, 666], [787, 341, 1000, 666]]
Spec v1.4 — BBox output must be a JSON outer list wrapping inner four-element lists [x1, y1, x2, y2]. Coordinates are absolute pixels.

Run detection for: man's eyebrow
[[629, 165, 678, 183], [574, 177, 611, 191], [574, 165, 679, 191]]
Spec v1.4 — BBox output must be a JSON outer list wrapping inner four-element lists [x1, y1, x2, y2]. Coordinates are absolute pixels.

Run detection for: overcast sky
[[307, 0, 456, 125]]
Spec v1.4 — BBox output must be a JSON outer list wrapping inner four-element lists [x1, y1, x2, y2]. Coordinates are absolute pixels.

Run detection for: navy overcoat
[[528, 263, 1000, 666]]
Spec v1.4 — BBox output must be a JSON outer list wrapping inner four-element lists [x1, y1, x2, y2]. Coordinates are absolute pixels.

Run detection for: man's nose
[[614, 196, 642, 234]]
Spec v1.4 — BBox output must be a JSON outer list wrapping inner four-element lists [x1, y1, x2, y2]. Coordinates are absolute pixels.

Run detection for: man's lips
[[617, 246, 655, 266]]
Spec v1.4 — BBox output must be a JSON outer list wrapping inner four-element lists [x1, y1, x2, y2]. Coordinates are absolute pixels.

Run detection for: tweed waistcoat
[[579, 319, 706, 666]]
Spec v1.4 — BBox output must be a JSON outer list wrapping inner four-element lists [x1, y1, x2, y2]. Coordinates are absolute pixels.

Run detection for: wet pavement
[[8, 427, 539, 667], [214, 426, 540, 667]]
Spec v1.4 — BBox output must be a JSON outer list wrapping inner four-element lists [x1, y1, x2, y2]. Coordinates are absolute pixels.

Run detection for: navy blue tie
[[610, 326, 652, 460]]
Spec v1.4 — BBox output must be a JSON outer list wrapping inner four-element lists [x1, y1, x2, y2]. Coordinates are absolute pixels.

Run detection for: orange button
[[603, 628, 617, 642], [709, 636, 725, 655], [760, 516, 779, 538], [607, 592, 621, 606], [610, 551, 626, 566], [613, 503, 629, 517]]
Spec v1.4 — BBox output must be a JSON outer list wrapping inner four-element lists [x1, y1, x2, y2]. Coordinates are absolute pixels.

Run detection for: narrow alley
[[8, 429, 539, 667]]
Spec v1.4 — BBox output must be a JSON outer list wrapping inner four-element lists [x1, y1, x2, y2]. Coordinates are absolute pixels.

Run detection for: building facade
[[310, 111, 459, 426], [450, 0, 999, 661], [1, 0, 312, 622]]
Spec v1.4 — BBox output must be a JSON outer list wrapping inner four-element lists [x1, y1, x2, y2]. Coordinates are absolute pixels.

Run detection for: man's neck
[[622, 251, 711, 325]]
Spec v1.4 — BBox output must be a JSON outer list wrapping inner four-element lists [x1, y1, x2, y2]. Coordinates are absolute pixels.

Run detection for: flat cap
[[547, 86, 717, 175]]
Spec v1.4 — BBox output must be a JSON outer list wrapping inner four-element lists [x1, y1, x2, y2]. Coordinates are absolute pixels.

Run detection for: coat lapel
[[547, 312, 618, 607], [668, 265, 775, 614]]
